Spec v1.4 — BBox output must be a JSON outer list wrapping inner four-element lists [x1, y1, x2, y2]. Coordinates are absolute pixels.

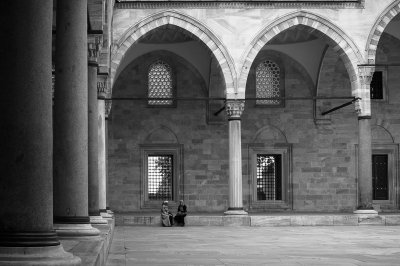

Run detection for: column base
[[106, 207, 114, 214], [353, 209, 379, 218], [0, 244, 81, 266], [224, 208, 248, 216], [100, 212, 113, 219], [89, 216, 108, 224], [54, 224, 100, 238]]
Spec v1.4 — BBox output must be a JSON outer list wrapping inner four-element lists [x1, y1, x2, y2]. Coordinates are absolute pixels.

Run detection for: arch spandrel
[[238, 11, 364, 98], [111, 10, 237, 99], [366, 0, 400, 64]]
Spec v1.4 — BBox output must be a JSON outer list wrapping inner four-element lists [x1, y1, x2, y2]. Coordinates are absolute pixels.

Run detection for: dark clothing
[[174, 204, 187, 226]]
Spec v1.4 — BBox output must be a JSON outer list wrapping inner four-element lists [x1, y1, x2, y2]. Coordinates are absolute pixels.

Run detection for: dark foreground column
[[0, 1, 80, 265], [224, 100, 247, 215], [53, 0, 100, 236], [354, 65, 377, 217]]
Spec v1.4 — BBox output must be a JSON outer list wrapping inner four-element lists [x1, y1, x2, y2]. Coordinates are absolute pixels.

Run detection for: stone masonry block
[[384, 215, 400, 226], [251, 216, 291, 227]]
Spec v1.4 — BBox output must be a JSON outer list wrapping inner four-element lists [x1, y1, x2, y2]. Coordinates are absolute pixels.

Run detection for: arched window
[[148, 60, 174, 106], [256, 60, 281, 106]]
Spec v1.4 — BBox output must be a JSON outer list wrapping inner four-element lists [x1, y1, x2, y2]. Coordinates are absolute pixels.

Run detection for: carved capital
[[226, 100, 245, 119], [358, 65, 375, 86], [52, 63, 55, 100], [105, 99, 112, 119], [97, 74, 109, 99], [88, 35, 102, 64], [356, 65, 374, 117]]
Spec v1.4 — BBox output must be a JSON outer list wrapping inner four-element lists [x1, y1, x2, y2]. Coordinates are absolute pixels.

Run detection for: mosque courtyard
[[106, 225, 400, 265]]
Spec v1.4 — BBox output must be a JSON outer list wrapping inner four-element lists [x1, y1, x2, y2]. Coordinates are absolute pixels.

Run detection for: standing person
[[161, 201, 173, 227], [174, 200, 187, 226]]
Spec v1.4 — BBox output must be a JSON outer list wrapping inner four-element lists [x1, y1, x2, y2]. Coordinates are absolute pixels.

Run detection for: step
[[115, 213, 400, 226]]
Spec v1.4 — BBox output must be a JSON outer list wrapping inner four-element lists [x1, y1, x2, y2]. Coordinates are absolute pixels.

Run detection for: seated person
[[174, 200, 187, 226], [161, 201, 173, 227]]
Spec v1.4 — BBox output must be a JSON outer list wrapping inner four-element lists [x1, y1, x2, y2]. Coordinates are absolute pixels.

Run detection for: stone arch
[[111, 10, 236, 97], [372, 125, 395, 144], [366, 0, 400, 64], [144, 125, 179, 144], [252, 125, 288, 144], [246, 49, 315, 99], [238, 11, 364, 97], [371, 118, 395, 144]]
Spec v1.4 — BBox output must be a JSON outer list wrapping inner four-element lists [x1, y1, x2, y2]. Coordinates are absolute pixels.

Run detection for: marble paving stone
[[291, 215, 334, 226], [222, 216, 250, 226], [251, 216, 291, 226], [333, 215, 359, 226], [107, 226, 400, 265], [384, 215, 400, 226], [358, 216, 385, 226]]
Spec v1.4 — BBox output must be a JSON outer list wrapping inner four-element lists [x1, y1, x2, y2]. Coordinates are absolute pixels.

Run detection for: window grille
[[370, 71, 383, 100], [256, 154, 282, 200], [148, 60, 173, 105], [256, 60, 281, 105], [147, 155, 173, 200]]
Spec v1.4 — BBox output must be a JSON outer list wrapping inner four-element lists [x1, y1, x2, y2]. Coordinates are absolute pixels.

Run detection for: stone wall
[[108, 50, 230, 212], [374, 32, 400, 139], [242, 48, 358, 212], [108, 32, 400, 213]]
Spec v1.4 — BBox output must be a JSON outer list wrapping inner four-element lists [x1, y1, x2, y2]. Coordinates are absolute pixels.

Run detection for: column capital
[[97, 74, 109, 99], [355, 65, 375, 117], [105, 99, 112, 119], [52, 63, 55, 100], [358, 65, 375, 86], [226, 100, 245, 119], [88, 34, 102, 65]]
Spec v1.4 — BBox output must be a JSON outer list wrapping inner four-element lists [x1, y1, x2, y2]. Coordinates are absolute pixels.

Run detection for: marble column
[[0, 1, 80, 264], [354, 65, 377, 215], [97, 74, 112, 218], [87, 37, 107, 225], [105, 100, 113, 214], [53, 0, 100, 236], [224, 100, 248, 215]]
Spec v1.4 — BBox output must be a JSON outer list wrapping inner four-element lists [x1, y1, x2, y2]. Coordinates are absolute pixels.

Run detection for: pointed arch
[[372, 124, 395, 144], [238, 11, 364, 98], [144, 125, 179, 144], [252, 125, 288, 144], [366, 0, 400, 64], [111, 10, 236, 97]]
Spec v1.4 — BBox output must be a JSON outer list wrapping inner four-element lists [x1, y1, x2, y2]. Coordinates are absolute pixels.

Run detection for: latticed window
[[256, 60, 281, 105], [256, 154, 282, 200], [147, 155, 173, 200], [148, 60, 174, 105]]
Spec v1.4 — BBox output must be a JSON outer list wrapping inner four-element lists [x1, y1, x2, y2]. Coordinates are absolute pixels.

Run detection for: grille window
[[370, 71, 383, 100], [256, 154, 282, 200], [256, 60, 281, 105], [148, 60, 173, 105], [147, 155, 173, 200]]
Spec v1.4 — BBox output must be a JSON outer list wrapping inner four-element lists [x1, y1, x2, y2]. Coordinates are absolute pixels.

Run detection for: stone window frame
[[248, 144, 293, 210], [140, 144, 183, 209], [146, 59, 177, 108], [371, 144, 398, 209], [370, 66, 388, 102], [253, 57, 285, 108]]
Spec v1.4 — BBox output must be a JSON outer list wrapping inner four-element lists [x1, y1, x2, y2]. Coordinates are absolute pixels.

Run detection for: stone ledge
[[115, 213, 400, 227]]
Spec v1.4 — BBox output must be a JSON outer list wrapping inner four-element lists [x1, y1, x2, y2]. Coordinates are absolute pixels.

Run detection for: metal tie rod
[[107, 96, 356, 101]]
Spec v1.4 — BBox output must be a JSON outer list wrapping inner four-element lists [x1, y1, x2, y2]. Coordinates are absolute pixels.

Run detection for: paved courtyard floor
[[107, 226, 400, 265]]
